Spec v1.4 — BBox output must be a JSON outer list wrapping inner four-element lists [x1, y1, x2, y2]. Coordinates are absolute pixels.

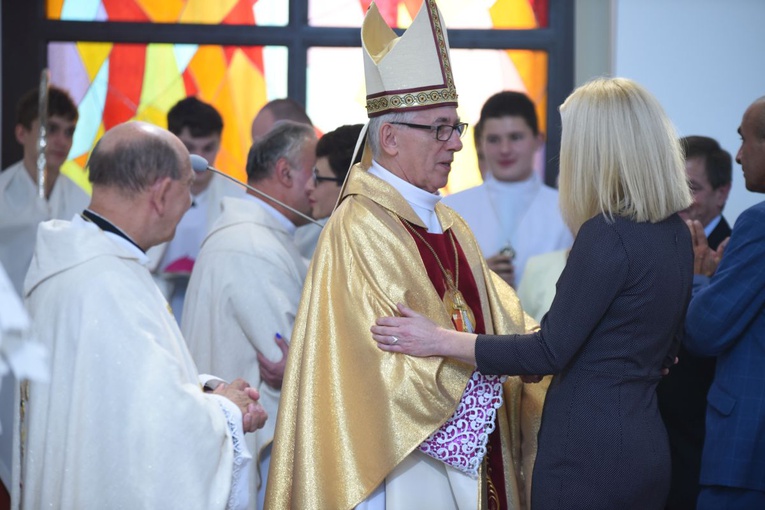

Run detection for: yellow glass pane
[[490, 0, 539, 29], [77, 42, 112, 82], [139, 44, 187, 124], [179, 0, 239, 25]]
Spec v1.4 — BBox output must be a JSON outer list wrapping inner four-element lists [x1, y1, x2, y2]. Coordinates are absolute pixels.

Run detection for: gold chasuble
[[266, 165, 544, 509]]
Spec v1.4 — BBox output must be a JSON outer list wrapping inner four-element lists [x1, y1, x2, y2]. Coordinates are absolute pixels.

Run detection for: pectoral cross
[[443, 270, 476, 333]]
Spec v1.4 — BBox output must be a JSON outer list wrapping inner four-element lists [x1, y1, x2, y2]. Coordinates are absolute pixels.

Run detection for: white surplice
[[13, 217, 250, 510], [0, 160, 90, 491], [182, 195, 308, 509], [443, 174, 573, 286]]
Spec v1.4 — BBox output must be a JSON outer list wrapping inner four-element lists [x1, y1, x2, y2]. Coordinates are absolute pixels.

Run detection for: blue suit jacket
[[685, 200, 765, 491]]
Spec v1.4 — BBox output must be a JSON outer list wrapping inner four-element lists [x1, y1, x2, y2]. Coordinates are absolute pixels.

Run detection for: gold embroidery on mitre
[[367, 87, 459, 116]]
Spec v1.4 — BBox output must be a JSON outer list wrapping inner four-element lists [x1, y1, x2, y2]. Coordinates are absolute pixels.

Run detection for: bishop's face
[[392, 106, 464, 193]]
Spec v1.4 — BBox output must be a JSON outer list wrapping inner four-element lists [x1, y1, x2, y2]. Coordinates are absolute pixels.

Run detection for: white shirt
[[369, 160, 443, 233]]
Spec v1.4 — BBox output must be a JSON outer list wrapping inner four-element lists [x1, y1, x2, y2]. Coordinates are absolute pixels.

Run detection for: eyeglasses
[[390, 121, 468, 142], [312, 167, 343, 186]]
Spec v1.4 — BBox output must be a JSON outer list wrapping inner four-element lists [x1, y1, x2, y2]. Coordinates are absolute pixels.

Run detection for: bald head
[[86, 121, 195, 250], [737, 97, 765, 193], [88, 121, 188, 195], [751, 97, 765, 139], [251, 98, 312, 143]]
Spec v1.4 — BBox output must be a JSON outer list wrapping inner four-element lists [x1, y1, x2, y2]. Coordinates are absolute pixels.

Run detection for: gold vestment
[[266, 165, 544, 509]]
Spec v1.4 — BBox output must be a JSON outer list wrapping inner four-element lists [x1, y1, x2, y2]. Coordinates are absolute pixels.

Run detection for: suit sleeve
[[476, 217, 628, 375], [684, 206, 765, 356]]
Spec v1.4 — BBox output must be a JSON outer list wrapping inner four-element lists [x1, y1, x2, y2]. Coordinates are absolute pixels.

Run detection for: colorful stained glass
[[49, 41, 288, 191], [47, 0, 550, 194], [309, 0, 548, 29], [47, 0, 288, 26]]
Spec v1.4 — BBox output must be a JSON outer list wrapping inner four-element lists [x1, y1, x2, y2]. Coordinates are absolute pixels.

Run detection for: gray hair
[[246, 121, 316, 182], [367, 110, 418, 158], [87, 135, 182, 193]]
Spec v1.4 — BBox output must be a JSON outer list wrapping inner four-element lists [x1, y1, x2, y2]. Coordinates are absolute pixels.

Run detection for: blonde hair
[[558, 77, 692, 234]]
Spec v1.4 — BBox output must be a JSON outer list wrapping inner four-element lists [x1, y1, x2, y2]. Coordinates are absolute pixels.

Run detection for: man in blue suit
[[685, 95, 765, 509], [658, 136, 733, 510]]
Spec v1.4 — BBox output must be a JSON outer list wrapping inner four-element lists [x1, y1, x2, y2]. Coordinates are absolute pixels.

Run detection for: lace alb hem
[[418, 371, 505, 477]]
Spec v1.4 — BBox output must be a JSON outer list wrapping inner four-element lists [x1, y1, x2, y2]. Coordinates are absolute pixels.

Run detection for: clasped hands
[[211, 378, 268, 433]]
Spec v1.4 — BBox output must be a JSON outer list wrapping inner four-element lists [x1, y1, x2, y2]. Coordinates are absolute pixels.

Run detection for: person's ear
[[274, 157, 293, 188], [379, 123, 399, 157], [15, 124, 30, 145], [149, 176, 174, 215]]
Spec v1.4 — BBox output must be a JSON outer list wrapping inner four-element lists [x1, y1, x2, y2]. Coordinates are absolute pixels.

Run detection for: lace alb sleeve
[[214, 396, 253, 510]]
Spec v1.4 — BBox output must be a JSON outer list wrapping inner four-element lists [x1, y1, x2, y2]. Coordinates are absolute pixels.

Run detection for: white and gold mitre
[[362, 0, 458, 118]]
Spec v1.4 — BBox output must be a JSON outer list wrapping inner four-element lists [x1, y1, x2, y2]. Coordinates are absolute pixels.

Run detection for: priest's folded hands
[[212, 378, 268, 433]]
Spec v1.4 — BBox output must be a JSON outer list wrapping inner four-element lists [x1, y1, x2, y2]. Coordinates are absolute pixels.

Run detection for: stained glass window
[[11, 0, 568, 193], [50, 42, 287, 190], [47, 0, 288, 26]]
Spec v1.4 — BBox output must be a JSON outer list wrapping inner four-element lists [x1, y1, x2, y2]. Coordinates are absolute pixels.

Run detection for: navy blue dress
[[477, 213, 693, 510]]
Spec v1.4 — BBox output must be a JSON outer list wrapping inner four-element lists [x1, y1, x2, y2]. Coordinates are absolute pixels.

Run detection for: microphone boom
[[189, 154, 323, 228]]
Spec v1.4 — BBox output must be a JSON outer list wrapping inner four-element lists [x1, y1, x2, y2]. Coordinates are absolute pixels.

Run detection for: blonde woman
[[371, 78, 693, 510]]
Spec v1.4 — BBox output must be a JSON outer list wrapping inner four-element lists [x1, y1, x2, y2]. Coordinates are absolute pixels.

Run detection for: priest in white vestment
[[12, 121, 266, 510], [183, 121, 316, 510]]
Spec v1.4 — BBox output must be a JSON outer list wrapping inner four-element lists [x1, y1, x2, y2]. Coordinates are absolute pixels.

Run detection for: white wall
[[612, 0, 765, 224]]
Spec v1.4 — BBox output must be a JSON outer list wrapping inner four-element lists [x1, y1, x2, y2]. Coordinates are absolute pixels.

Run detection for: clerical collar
[[80, 209, 145, 254], [244, 194, 297, 236], [369, 160, 443, 233]]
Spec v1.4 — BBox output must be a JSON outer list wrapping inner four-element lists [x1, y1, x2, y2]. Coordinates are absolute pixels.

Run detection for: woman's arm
[[372, 303, 479, 366]]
